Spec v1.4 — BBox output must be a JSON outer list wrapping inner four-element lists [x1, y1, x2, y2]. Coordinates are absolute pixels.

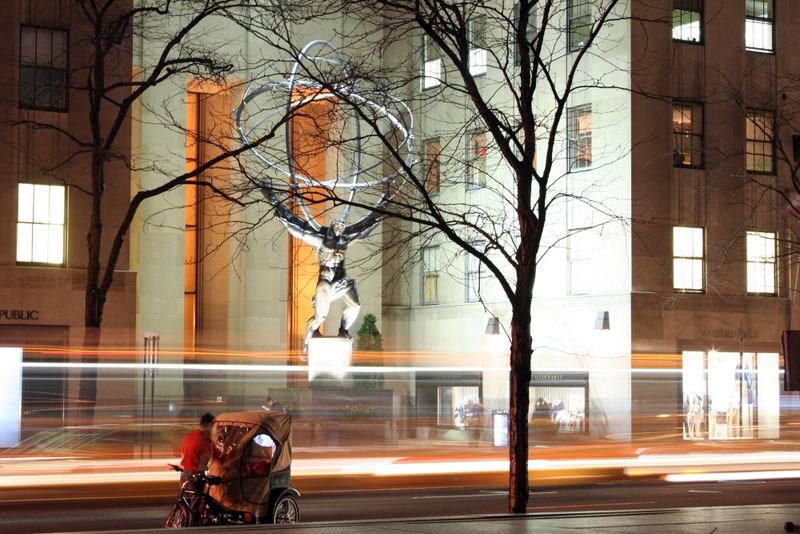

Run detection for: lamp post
[[142, 332, 159, 459]]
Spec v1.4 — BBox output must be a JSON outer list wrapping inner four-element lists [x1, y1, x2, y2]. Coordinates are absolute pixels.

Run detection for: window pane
[[47, 224, 64, 264], [49, 184, 65, 224], [746, 0, 772, 19], [425, 139, 441, 193], [31, 223, 49, 263], [20, 27, 35, 65], [35, 28, 52, 66], [18, 183, 34, 222], [746, 18, 773, 52], [33, 184, 50, 223], [19, 66, 36, 107], [51, 31, 67, 69], [16, 223, 33, 262], [423, 59, 441, 89]]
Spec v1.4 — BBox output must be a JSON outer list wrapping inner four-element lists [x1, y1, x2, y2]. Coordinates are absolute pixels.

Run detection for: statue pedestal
[[307, 336, 352, 382]]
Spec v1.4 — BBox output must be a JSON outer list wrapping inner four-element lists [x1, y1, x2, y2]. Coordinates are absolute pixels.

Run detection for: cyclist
[[178, 412, 215, 523]]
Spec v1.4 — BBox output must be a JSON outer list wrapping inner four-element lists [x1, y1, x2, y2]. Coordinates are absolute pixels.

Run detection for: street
[[3, 477, 800, 533]]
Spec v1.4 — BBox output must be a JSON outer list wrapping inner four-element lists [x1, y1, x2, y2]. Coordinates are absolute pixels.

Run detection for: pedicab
[[165, 410, 300, 527], [208, 411, 300, 524]]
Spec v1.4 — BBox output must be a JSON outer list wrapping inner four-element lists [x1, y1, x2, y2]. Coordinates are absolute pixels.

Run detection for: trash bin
[[492, 410, 509, 446]]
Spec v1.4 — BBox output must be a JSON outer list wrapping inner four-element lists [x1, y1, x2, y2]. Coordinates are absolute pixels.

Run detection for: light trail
[[3, 451, 800, 488]]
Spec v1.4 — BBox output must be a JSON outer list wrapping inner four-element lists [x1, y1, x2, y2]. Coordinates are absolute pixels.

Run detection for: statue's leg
[[338, 284, 361, 338], [304, 282, 330, 350]]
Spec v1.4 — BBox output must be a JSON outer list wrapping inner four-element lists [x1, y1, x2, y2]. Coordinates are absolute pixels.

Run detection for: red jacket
[[180, 428, 211, 472]]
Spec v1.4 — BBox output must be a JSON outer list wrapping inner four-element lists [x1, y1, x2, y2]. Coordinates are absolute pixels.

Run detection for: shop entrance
[[682, 351, 779, 440]]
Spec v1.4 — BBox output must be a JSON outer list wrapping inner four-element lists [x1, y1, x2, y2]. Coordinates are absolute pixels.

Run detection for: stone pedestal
[[307, 336, 352, 381]]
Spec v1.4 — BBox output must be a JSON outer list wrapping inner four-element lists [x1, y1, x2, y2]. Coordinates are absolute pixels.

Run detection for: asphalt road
[[3, 477, 800, 533]]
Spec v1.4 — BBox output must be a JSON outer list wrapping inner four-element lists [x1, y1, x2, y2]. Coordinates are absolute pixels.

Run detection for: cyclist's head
[[199, 412, 215, 430]]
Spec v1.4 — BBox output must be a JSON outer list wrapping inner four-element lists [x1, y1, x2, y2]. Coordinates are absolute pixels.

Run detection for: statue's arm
[[268, 194, 323, 248]]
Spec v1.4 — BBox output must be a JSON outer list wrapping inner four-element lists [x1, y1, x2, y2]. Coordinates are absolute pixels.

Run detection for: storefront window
[[528, 385, 586, 435], [437, 386, 482, 427], [682, 350, 779, 440]]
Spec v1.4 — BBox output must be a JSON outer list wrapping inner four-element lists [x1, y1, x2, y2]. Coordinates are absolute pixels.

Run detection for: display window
[[437, 386, 482, 427], [528, 385, 586, 435], [682, 350, 779, 440]]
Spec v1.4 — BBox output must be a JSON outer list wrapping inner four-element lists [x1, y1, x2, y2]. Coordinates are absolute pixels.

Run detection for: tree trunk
[[508, 297, 533, 513]]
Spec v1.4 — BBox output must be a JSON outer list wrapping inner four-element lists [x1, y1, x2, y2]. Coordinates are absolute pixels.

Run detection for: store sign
[[531, 372, 588, 386], [701, 327, 758, 339], [0, 308, 40, 321], [0, 347, 22, 447]]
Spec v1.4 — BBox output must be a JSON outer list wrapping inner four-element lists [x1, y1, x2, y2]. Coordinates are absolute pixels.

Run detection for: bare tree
[[233, 0, 630, 513], [3, 0, 308, 423]]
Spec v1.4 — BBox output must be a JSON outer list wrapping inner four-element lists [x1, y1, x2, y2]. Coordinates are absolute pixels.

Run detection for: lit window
[[746, 110, 774, 173], [422, 246, 440, 305], [467, 131, 487, 188], [746, 231, 776, 294], [466, 242, 486, 303], [469, 17, 487, 75], [16, 183, 65, 265], [673, 226, 704, 291], [672, 102, 703, 167], [567, 105, 592, 171], [568, 0, 592, 52], [423, 138, 441, 194], [513, 3, 538, 66], [20, 26, 67, 110], [745, 0, 773, 53], [422, 35, 442, 89], [672, 0, 702, 43]]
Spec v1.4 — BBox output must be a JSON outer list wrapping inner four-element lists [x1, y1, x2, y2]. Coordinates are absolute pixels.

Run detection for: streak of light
[[665, 471, 800, 483]]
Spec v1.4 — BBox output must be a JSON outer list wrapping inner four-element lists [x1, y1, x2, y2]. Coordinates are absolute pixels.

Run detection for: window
[[672, 102, 703, 167], [16, 183, 65, 265], [746, 231, 776, 294], [423, 138, 441, 194], [20, 26, 67, 110], [745, 0, 773, 53], [422, 246, 440, 305], [746, 110, 774, 173], [672, 0, 702, 43], [568, 0, 592, 52], [469, 17, 487, 75], [673, 226, 704, 291], [567, 105, 592, 171], [466, 242, 486, 303], [513, 3, 538, 66], [467, 131, 487, 188], [422, 35, 442, 89]]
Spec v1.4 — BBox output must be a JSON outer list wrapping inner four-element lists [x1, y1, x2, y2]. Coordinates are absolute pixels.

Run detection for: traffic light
[[782, 331, 800, 390]]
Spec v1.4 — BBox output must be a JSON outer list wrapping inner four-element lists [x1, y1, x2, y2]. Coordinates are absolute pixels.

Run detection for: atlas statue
[[234, 40, 414, 352]]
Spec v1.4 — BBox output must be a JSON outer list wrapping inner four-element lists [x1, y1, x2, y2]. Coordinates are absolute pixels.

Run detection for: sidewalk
[[61, 504, 800, 533]]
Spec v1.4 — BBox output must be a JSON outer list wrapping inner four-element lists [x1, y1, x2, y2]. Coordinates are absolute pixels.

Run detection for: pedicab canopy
[[207, 411, 292, 519]]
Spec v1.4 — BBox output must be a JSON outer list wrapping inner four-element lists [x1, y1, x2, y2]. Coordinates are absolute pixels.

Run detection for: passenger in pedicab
[[206, 411, 299, 524]]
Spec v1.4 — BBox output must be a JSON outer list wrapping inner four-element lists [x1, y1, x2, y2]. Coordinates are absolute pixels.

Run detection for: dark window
[[568, 0, 592, 52], [20, 26, 67, 110], [672, 102, 703, 168], [513, 3, 538, 66]]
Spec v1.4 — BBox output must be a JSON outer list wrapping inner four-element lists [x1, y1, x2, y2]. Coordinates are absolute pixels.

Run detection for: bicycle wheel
[[272, 495, 299, 524], [164, 502, 191, 528]]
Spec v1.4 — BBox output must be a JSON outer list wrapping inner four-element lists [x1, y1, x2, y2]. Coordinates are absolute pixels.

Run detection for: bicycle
[[164, 464, 254, 527]]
